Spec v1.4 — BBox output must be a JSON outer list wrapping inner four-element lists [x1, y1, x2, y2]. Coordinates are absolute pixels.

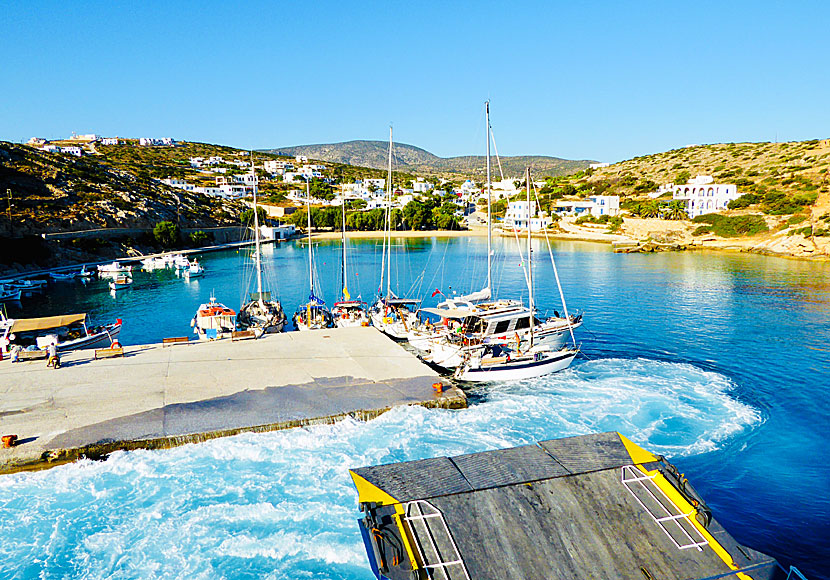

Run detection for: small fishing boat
[[109, 275, 132, 291], [0, 286, 22, 302], [191, 293, 236, 340], [1, 313, 122, 353], [49, 271, 78, 282], [173, 255, 191, 269], [98, 261, 132, 274], [5, 279, 48, 297], [184, 260, 204, 278]]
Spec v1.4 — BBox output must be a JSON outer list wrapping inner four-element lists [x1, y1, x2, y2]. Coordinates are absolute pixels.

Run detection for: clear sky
[[2, 1, 828, 162]]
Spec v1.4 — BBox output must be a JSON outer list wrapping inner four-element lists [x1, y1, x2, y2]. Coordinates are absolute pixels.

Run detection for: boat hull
[[454, 348, 578, 382], [56, 324, 122, 352]]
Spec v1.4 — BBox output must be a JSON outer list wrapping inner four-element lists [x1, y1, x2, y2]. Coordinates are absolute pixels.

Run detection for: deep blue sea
[[1, 236, 828, 579]]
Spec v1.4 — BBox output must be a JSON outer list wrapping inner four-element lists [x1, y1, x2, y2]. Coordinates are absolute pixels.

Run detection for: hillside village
[[3, 133, 830, 273]]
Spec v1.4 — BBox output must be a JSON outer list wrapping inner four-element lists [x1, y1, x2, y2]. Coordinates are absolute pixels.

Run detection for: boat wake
[[0, 358, 760, 579]]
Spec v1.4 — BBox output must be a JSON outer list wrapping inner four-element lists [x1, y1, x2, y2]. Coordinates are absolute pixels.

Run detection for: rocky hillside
[[0, 141, 245, 237], [266, 140, 593, 179]]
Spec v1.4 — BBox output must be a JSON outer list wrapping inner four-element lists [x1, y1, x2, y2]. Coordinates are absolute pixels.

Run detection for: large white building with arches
[[658, 175, 740, 218]]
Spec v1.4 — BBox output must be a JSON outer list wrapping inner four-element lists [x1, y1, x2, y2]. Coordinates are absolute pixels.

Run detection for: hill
[[265, 140, 593, 179]]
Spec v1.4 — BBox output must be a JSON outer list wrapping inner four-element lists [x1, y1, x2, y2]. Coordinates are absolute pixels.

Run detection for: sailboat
[[413, 101, 582, 368], [292, 177, 334, 331], [368, 127, 420, 339], [237, 154, 287, 335], [332, 197, 369, 327], [454, 168, 579, 382]]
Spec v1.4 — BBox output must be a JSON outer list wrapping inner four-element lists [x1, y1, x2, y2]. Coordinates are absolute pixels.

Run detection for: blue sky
[[2, 1, 828, 162]]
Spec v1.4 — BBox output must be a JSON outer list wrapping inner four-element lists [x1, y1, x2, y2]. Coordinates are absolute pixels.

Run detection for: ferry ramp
[[350, 432, 789, 580]]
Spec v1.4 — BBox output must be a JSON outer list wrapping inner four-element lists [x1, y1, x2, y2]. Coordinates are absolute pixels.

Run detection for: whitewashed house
[[60, 146, 83, 157], [295, 155, 308, 164], [27, 137, 48, 145], [552, 195, 619, 217], [589, 162, 610, 169], [660, 175, 740, 218], [502, 200, 550, 231], [161, 178, 195, 192], [101, 138, 121, 145], [41, 145, 60, 153]]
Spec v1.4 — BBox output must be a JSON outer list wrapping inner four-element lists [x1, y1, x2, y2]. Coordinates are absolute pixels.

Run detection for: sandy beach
[[310, 218, 829, 260]]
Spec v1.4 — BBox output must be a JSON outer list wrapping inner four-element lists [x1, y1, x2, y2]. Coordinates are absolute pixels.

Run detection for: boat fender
[[111, 340, 121, 349]]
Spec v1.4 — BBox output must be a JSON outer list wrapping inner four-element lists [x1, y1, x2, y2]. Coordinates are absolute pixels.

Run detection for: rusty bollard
[[2, 435, 18, 448]]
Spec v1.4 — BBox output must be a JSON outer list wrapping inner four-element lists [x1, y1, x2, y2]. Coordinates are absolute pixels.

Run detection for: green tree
[[153, 221, 179, 248], [663, 200, 687, 220], [189, 230, 210, 247], [240, 206, 267, 225], [640, 201, 660, 218]]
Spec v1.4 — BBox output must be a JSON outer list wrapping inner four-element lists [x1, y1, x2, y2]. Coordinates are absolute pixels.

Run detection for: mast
[[386, 126, 393, 299], [251, 153, 264, 307], [486, 101, 492, 295], [341, 192, 347, 301], [527, 167, 533, 348], [306, 177, 314, 298]]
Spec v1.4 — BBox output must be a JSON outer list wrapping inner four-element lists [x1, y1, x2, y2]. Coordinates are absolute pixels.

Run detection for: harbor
[[0, 326, 465, 473]]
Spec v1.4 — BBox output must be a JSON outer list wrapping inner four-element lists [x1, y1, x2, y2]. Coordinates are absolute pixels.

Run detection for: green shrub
[[189, 230, 210, 246], [787, 214, 808, 225], [728, 193, 759, 209], [153, 220, 179, 248], [691, 214, 768, 237], [692, 225, 712, 236]]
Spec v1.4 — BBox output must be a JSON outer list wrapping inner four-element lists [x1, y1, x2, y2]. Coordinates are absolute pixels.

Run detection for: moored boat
[[109, 275, 132, 291], [191, 293, 236, 340], [98, 261, 132, 274], [0, 313, 122, 353], [0, 286, 22, 302], [184, 260, 204, 278], [237, 155, 286, 335], [293, 176, 333, 331]]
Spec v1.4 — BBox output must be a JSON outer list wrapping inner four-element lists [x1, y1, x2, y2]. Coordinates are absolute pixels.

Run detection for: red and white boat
[[191, 294, 236, 340]]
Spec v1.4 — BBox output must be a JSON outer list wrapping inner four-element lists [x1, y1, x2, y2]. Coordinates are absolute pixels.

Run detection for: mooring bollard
[[2, 435, 18, 448], [432, 382, 444, 394]]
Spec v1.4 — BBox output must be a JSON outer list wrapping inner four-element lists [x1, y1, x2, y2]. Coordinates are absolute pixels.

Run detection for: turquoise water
[[1, 237, 829, 579]]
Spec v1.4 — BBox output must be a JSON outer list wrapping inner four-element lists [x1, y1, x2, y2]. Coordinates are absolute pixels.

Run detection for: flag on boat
[[431, 288, 443, 297], [343, 286, 350, 301]]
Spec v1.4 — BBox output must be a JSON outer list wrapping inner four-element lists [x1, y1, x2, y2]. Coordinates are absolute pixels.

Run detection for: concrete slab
[[0, 326, 465, 473]]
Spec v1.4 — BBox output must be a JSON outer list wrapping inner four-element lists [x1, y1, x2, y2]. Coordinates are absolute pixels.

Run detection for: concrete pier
[[0, 326, 465, 473]]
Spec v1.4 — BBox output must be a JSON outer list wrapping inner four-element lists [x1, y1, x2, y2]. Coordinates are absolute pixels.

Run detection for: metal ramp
[[403, 500, 471, 580], [621, 465, 710, 551]]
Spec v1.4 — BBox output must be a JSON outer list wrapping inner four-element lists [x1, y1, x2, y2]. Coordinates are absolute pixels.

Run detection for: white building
[[295, 155, 308, 164], [363, 178, 386, 191], [661, 175, 740, 218], [101, 138, 121, 145], [588, 195, 619, 216], [69, 133, 100, 141], [589, 162, 610, 169], [161, 178, 195, 192], [412, 178, 434, 194], [140, 137, 175, 146], [41, 145, 60, 153], [263, 160, 294, 173], [27, 137, 48, 145], [552, 195, 619, 217], [60, 146, 83, 157], [502, 200, 550, 231]]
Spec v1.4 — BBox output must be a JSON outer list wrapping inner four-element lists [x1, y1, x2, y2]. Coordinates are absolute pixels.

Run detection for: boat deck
[[350, 432, 787, 580], [0, 326, 465, 473]]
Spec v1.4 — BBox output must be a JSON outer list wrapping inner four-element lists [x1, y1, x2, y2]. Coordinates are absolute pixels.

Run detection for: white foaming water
[[0, 358, 760, 579]]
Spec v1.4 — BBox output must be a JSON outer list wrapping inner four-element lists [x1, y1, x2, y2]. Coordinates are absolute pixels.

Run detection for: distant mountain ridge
[[263, 140, 594, 178]]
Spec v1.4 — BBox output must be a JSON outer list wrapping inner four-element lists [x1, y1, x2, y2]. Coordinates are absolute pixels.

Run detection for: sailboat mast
[[341, 194, 347, 300], [251, 153, 264, 307], [527, 167, 534, 348], [486, 101, 492, 295], [306, 177, 314, 297], [386, 126, 393, 299]]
